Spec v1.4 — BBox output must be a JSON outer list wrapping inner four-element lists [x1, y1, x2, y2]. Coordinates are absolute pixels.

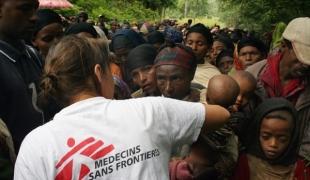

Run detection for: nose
[[269, 138, 278, 148], [192, 44, 198, 51], [223, 62, 229, 69], [236, 95, 243, 105], [164, 81, 173, 95], [245, 54, 252, 61], [139, 72, 147, 84]]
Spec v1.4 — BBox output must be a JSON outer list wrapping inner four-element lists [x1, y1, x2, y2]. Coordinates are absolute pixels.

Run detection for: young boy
[[231, 98, 310, 180]]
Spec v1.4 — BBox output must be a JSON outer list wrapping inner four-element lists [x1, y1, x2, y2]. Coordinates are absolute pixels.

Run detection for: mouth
[[265, 150, 278, 158]]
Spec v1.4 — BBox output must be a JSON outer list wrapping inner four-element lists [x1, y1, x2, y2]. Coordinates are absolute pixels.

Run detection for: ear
[[94, 64, 104, 83]]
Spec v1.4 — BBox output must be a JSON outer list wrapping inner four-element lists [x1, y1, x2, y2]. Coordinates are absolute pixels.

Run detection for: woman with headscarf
[[65, 22, 98, 38], [110, 29, 146, 91], [32, 9, 63, 59], [231, 98, 310, 180]]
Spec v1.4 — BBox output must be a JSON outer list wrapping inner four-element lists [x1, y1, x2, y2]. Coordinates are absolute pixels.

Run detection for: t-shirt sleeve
[[14, 130, 48, 180], [148, 97, 205, 148]]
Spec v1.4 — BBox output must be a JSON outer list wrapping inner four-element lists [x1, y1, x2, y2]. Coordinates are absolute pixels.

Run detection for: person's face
[[210, 41, 225, 63], [185, 32, 209, 61], [233, 78, 256, 111], [217, 56, 233, 74], [111, 23, 118, 32], [260, 116, 292, 160], [0, 0, 39, 40], [284, 48, 310, 79], [131, 65, 157, 95], [32, 23, 63, 58], [238, 46, 262, 69], [156, 65, 192, 100]]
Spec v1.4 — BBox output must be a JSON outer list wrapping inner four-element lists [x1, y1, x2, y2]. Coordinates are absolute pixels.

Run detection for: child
[[170, 75, 240, 179], [215, 50, 234, 75], [230, 70, 262, 144], [231, 98, 310, 180]]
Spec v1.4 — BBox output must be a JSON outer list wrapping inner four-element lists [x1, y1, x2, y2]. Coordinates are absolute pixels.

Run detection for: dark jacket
[[0, 40, 44, 151]]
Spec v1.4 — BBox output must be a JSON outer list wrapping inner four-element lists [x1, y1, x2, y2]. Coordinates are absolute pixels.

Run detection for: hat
[[155, 44, 197, 71], [34, 9, 62, 36], [65, 22, 98, 38], [127, 44, 157, 73], [282, 17, 310, 65]]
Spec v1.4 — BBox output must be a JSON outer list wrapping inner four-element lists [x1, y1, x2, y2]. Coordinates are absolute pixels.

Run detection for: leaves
[[62, 0, 175, 21], [217, 0, 310, 32]]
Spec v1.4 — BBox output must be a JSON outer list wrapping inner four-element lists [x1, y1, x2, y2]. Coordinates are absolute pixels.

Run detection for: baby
[[170, 75, 240, 179]]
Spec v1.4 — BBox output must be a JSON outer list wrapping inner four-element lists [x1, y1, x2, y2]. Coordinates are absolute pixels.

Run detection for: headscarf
[[65, 22, 98, 38], [111, 29, 146, 52], [235, 37, 267, 70], [215, 50, 234, 67], [127, 44, 157, 73], [246, 98, 299, 165], [147, 31, 165, 45], [164, 27, 183, 44], [214, 35, 235, 51], [34, 9, 62, 36], [237, 37, 267, 55], [270, 22, 287, 51], [155, 44, 197, 72]]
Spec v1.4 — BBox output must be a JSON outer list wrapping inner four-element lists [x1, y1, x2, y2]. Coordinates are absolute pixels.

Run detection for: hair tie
[[45, 73, 58, 83]]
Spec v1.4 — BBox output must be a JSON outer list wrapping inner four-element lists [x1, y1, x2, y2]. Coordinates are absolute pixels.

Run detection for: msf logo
[[55, 137, 114, 180]]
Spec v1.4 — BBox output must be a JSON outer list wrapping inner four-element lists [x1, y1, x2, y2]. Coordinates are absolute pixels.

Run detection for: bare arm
[[200, 104, 230, 135]]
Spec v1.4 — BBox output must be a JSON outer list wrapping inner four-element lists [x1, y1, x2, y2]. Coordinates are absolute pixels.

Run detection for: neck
[[279, 54, 291, 84], [69, 91, 99, 105]]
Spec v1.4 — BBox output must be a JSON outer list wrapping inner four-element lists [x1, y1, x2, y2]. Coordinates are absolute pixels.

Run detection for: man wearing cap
[[247, 17, 310, 161]]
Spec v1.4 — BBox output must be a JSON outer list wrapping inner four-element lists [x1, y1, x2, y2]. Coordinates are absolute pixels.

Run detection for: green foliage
[[217, 0, 310, 32], [57, 0, 175, 22]]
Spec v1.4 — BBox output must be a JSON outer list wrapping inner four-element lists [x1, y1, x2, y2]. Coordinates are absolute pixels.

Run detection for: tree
[[63, 0, 175, 22], [217, 0, 310, 32]]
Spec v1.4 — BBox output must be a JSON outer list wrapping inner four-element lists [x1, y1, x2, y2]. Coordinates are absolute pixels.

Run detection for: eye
[[260, 133, 271, 140], [278, 136, 289, 143], [142, 66, 152, 72], [41, 35, 54, 43], [186, 41, 193, 45], [131, 72, 139, 79], [156, 75, 165, 81], [197, 41, 205, 46]]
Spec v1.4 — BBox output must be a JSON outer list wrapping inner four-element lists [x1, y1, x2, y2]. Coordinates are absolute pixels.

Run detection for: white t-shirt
[[14, 97, 205, 180]]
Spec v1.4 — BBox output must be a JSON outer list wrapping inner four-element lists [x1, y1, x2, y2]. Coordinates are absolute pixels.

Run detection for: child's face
[[233, 78, 256, 111], [259, 116, 292, 160]]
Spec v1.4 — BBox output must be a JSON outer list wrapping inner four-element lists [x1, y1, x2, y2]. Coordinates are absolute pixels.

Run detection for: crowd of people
[[0, 0, 310, 179]]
